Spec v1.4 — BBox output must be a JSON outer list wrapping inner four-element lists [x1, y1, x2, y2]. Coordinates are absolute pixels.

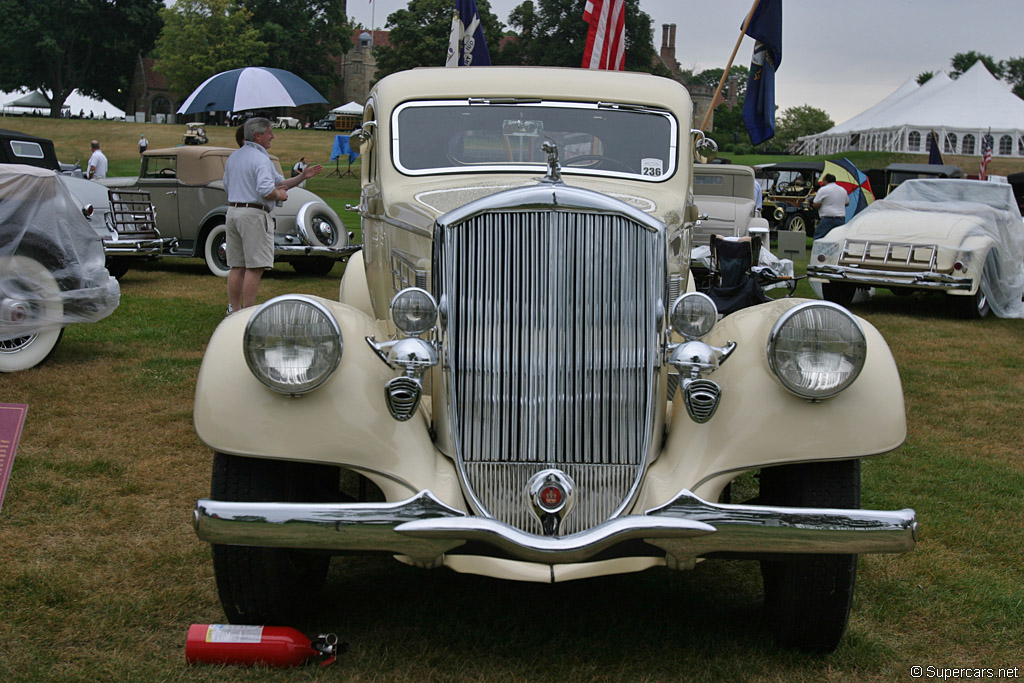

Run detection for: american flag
[[582, 0, 625, 70], [980, 133, 993, 180]]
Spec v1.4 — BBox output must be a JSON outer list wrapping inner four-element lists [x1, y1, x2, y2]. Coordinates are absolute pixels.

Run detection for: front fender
[[193, 298, 463, 506], [636, 298, 906, 507]]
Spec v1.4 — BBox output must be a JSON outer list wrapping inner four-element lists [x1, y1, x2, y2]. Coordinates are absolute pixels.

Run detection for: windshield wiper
[[468, 97, 543, 105]]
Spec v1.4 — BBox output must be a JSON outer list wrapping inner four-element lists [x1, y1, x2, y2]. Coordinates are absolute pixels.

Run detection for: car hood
[[825, 208, 988, 246]]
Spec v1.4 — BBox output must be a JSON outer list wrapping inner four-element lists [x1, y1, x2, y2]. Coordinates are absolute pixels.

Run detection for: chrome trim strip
[[807, 265, 972, 290], [193, 489, 918, 568]]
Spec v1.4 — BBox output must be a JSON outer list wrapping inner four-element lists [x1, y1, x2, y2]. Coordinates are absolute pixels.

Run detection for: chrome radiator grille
[[439, 209, 663, 535]]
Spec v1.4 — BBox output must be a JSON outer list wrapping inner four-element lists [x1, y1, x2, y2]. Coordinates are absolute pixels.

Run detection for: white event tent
[[797, 62, 1024, 159], [329, 101, 363, 115]]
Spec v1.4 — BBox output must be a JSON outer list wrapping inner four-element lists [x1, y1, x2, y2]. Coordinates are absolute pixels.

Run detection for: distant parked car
[[808, 178, 1024, 318], [756, 161, 823, 234], [864, 163, 962, 200], [99, 146, 358, 276], [273, 116, 301, 130], [0, 165, 120, 372], [0, 128, 166, 278], [692, 163, 768, 246]]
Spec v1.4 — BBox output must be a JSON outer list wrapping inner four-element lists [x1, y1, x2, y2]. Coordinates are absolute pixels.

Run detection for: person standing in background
[[812, 174, 849, 240], [87, 140, 108, 180], [138, 133, 149, 156]]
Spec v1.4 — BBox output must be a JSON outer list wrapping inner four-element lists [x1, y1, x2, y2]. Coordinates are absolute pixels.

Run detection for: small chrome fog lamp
[[670, 292, 718, 339], [767, 302, 867, 400], [244, 295, 342, 395], [391, 287, 437, 336]]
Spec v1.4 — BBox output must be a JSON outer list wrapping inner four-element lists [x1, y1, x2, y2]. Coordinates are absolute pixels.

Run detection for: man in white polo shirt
[[812, 173, 849, 240], [87, 140, 108, 180], [222, 117, 322, 312]]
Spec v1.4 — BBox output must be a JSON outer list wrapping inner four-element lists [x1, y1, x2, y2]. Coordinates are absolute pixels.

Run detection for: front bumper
[[808, 263, 973, 291], [103, 236, 177, 258], [274, 244, 363, 260], [193, 489, 918, 570]]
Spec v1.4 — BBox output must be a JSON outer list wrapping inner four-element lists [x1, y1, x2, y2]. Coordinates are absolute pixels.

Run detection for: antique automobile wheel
[[822, 282, 857, 307], [296, 201, 344, 249], [202, 222, 231, 278], [210, 453, 336, 624], [291, 257, 336, 276], [0, 255, 65, 373], [783, 213, 808, 234], [758, 460, 860, 652], [956, 256, 992, 319]]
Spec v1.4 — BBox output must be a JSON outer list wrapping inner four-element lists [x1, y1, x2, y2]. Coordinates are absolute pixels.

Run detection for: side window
[[142, 156, 176, 179], [9, 140, 45, 160]]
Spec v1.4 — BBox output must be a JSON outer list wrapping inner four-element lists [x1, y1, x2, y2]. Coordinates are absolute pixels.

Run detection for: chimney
[[660, 23, 677, 73]]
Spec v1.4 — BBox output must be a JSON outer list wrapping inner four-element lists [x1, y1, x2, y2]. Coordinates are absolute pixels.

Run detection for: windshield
[[392, 100, 677, 182]]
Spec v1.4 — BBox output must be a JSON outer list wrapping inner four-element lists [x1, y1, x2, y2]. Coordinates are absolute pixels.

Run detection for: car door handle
[[166, 191, 176, 195]]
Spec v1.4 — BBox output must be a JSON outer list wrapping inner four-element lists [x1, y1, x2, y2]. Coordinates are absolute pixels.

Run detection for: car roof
[[142, 145, 281, 184], [885, 163, 962, 177], [755, 162, 825, 173], [0, 128, 61, 171]]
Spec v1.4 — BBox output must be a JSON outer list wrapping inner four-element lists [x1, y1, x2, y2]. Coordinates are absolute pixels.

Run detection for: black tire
[[822, 282, 857, 307], [105, 259, 130, 280], [291, 257, 336, 276], [783, 213, 808, 234], [758, 460, 861, 652], [210, 453, 337, 624]]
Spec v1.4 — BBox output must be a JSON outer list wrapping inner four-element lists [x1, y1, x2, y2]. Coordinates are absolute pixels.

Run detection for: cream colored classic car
[[192, 67, 918, 652], [809, 178, 1024, 318]]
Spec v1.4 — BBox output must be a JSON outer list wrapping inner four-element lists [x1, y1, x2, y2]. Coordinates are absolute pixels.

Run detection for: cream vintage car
[[191, 67, 918, 652], [809, 178, 1024, 318]]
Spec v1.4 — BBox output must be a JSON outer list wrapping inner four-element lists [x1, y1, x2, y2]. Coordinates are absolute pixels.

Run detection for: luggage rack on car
[[839, 239, 938, 270], [107, 189, 159, 237]]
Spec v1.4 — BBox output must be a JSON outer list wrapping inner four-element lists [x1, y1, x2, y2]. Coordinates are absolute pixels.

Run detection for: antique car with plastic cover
[[99, 146, 357, 277], [1, 165, 119, 372], [192, 67, 918, 651], [809, 178, 1024, 318]]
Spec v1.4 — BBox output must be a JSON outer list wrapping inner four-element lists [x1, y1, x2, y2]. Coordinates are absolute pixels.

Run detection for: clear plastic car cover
[[853, 178, 1024, 318], [0, 164, 120, 341]]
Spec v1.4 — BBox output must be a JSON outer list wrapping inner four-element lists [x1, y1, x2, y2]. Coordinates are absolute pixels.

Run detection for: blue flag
[[742, 0, 782, 146], [445, 0, 492, 67]]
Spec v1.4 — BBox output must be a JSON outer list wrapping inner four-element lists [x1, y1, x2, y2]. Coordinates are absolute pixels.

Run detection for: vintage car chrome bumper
[[274, 244, 363, 259], [807, 264, 973, 291], [103, 236, 177, 257], [193, 489, 918, 570]]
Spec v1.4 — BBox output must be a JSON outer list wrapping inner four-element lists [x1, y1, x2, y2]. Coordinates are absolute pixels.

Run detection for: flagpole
[[699, 0, 761, 132]]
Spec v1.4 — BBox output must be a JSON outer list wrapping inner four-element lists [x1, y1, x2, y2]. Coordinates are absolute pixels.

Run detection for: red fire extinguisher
[[186, 624, 342, 667]]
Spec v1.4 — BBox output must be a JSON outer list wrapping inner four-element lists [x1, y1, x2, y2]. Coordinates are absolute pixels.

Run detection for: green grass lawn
[[0, 117, 1022, 681]]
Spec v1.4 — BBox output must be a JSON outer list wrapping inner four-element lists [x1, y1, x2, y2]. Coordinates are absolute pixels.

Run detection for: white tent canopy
[[1, 89, 125, 119], [798, 63, 1024, 159], [329, 101, 363, 115]]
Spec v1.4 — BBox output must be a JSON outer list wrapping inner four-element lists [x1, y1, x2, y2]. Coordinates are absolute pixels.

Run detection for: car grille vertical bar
[[440, 209, 662, 535]]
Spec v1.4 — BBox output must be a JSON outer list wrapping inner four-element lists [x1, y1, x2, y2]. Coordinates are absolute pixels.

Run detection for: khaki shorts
[[225, 208, 274, 269]]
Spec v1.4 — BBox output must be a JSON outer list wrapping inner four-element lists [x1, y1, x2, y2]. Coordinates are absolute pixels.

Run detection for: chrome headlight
[[244, 295, 342, 395], [391, 287, 437, 336], [670, 292, 717, 339], [767, 302, 866, 400]]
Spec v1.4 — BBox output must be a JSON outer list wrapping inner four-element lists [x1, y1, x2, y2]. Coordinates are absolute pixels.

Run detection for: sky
[[349, 0, 1024, 126]]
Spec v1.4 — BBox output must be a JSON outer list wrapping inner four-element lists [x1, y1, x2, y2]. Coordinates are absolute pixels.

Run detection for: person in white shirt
[[222, 118, 322, 312], [292, 157, 308, 188], [87, 140, 108, 180], [138, 133, 148, 156], [812, 174, 849, 239]]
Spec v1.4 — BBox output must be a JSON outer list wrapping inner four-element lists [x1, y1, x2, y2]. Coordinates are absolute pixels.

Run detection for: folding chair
[[706, 234, 770, 315]]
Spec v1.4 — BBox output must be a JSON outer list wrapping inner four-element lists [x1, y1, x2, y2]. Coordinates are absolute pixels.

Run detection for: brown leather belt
[[228, 202, 269, 212]]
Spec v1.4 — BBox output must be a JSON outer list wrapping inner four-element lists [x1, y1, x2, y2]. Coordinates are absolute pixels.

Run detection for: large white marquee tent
[[797, 62, 1024, 159]]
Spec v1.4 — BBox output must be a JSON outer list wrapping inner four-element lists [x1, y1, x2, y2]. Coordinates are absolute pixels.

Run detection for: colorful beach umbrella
[[177, 67, 327, 115], [822, 158, 875, 223]]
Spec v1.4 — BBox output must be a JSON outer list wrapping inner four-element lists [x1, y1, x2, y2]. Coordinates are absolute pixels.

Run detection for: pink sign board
[[0, 403, 28, 514]]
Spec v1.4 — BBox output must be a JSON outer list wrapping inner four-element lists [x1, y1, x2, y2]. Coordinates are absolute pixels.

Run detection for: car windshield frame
[[391, 99, 678, 183]]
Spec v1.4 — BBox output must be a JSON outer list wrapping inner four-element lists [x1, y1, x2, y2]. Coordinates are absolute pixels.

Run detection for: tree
[[503, 0, 662, 73], [950, 51, 1004, 79], [773, 104, 834, 150], [372, 0, 505, 80], [239, 0, 349, 102], [154, 0, 268, 100], [1003, 56, 1024, 99], [0, 0, 163, 116]]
